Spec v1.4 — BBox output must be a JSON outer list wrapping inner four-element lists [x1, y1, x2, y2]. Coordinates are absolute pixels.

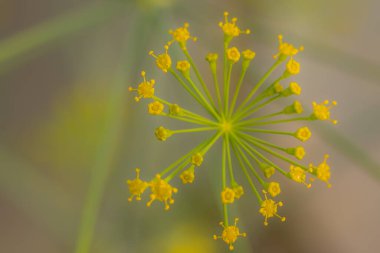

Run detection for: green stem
[[234, 134, 288, 176], [222, 136, 229, 226], [229, 64, 249, 117], [237, 116, 310, 127], [230, 134, 267, 186], [225, 134, 235, 184], [235, 59, 283, 114], [231, 139, 263, 202], [240, 132, 308, 171], [171, 127, 218, 135], [183, 49, 215, 108]]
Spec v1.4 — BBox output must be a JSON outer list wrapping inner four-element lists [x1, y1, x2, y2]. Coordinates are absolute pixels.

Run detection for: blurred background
[[1, 0, 380, 252]]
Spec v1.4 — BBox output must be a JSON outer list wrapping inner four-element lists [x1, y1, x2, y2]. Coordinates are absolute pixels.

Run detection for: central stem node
[[221, 120, 233, 133]]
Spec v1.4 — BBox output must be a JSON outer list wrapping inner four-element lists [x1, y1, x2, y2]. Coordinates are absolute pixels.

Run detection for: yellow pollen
[[295, 127, 311, 142], [286, 58, 301, 75], [126, 168, 148, 202], [226, 47, 241, 63], [147, 174, 178, 210], [242, 49, 256, 61], [310, 154, 332, 187], [219, 12, 250, 41], [221, 187, 235, 204], [180, 168, 195, 184], [289, 165, 311, 188], [191, 153, 204, 166], [259, 191, 286, 226], [148, 101, 164, 115], [312, 100, 338, 124], [213, 218, 246, 251], [290, 82, 301, 95], [267, 182, 281, 197], [149, 45, 172, 73], [168, 22, 197, 49], [155, 126, 172, 141], [233, 185, 244, 199], [274, 34, 304, 59], [128, 71, 155, 102]]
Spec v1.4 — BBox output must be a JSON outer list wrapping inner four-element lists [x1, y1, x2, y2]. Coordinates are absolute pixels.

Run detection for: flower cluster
[[126, 12, 337, 250]]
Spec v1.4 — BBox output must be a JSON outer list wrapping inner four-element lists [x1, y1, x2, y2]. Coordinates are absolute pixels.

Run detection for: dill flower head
[[126, 11, 337, 250]]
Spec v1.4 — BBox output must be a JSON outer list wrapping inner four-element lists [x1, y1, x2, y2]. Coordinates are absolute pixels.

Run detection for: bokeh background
[[1, 0, 380, 252]]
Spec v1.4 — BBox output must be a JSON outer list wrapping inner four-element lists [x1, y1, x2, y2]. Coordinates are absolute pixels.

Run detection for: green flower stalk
[[126, 11, 337, 251]]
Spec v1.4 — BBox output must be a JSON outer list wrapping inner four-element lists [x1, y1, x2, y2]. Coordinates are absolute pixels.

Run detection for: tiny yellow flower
[[260, 163, 275, 178], [293, 146, 306, 160], [147, 174, 178, 210], [310, 154, 331, 187], [155, 126, 172, 141], [206, 53, 219, 63], [128, 71, 155, 102], [311, 100, 338, 124], [219, 12, 250, 42], [232, 185, 244, 199], [191, 153, 204, 166], [267, 182, 281, 197], [242, 49, 256, 61], [283, 100, 303, 114], [289, 165, 311, 188], [226, 47, 241, 63], [274, 83, 284, 93], [169, 22, 197, 49], [281, 82, 301, 97], [169, 104, 182, 116], [295, 127, 311, 142], [221, 187, 235, 204], [126, 168, 148, 202], [214, 218, 246, 251], [180, 168, 195, 184], [176, 60, 191, 76], [289, 82, 301, 95], [274, 34, 304, 60], [259, 191, 286, 226], [149, 45, 172, 73], [285, 58, 301, 75], [148, 101, 164, 115]]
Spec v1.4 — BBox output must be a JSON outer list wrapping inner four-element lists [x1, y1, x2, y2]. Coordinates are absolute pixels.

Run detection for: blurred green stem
[[0, 1, 124, 68], [315, 123, 380, 179], [73, 9, 161, 253]]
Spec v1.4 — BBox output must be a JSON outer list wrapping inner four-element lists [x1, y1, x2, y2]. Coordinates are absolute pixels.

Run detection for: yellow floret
[[147, 174, 178, 210], [180, 168, 195, 184], [295, 127, 311, 142], [126, 168, 148, 202], [219, 12, 250, 43], [285, 58, 301, 75], [221, 187, 235, 204], [267, 182, 281, 197], [259, 191, 286, 226], [191, 153, 204, 166], [169, 22, 197, 49], [148, 101, 164, 115], [289, 165, 311, 188], [149, 45, 172, 73], [213, 218, 246, 251], [310, 154, 332, 187], [226, 47, 241, 63], [273, 34, 304, 60], [311, 100, 338, 124], [128, 71, 155, 102], [155, 126, 172, 141], [232, 185, 244, 199]]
